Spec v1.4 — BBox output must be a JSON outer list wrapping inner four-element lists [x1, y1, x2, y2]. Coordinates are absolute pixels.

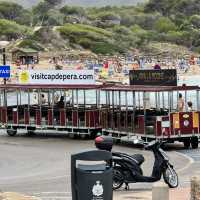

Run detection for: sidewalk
[[0, 192, 40, 200], [114, 187, 190, 200]]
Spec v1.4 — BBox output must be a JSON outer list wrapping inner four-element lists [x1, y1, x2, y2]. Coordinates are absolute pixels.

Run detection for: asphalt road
[[0, 130, 197, 200]]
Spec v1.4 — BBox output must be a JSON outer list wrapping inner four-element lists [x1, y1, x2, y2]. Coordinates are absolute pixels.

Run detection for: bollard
[[191, 176, 200, 200], [152, 182, 169, 200]]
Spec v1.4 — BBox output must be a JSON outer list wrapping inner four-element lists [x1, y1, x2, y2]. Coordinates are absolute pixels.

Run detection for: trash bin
[[71, 150, 113, 200]]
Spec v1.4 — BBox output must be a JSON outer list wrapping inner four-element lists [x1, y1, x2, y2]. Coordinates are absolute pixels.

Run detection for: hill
[[6, 0, 147, 8], [0, 0, 200, 56]]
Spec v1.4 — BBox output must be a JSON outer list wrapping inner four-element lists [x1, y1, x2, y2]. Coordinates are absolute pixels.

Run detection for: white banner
[[18, 70, 95, 85]]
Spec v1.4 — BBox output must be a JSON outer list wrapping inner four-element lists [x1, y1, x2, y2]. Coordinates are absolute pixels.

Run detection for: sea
[[3, 75, 200, 110]]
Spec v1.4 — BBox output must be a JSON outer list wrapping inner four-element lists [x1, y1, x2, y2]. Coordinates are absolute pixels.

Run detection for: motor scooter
[[95, 136, 178, 190]]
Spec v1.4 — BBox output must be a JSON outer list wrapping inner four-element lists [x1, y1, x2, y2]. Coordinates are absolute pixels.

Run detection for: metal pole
[[143, 91, 146, 139], [2, 48, 6, 109], [162, 92, 165, 109], [3, 48, 6, 85], [197, 90, 199, 110]]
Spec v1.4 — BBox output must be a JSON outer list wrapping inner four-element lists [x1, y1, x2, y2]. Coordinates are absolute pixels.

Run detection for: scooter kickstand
[[125, 183, 130, 190]]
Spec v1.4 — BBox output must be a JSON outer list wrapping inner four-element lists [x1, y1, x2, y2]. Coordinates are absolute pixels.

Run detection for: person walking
[[178, 93, 184, 112]]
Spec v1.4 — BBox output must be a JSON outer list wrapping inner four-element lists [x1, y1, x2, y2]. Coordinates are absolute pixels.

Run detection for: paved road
[[0, 130, 197, 200]]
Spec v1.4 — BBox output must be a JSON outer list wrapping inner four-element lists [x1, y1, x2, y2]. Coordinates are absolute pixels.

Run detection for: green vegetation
[[0, 19, 31, 40], [0, 0, 200, 54]]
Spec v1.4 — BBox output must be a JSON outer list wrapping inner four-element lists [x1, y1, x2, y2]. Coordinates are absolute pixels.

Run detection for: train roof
[[0, 84, 102, 90], [0, 84, 199, 91], [102, 85, 200, 91]]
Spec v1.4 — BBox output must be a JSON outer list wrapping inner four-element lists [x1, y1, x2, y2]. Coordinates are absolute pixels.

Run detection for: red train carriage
[[0, 84, 199, 149], [101, 85, 200, 149], [0, 84, 102, 138]]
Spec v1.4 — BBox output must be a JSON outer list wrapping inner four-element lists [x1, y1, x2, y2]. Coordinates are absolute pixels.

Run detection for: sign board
[[18, 70, 95, 85], [0, 66, 10, 78], [129, 69, 177, 86]]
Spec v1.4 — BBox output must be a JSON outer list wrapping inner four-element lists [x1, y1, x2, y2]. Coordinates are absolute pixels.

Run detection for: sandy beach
[[5, 53, 200, 85]]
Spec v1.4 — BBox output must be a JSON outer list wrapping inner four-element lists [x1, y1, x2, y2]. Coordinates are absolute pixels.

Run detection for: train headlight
[[184, 120, 189, 127]]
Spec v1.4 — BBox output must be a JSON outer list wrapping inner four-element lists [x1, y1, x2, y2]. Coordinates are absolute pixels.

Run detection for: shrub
[[60, 6, 86, 17], [18, 39, 44, 51], [0, 19, 31, 40], [189, 15, 200, 29], [97, 12, 121, 21], [154, 17, 177, 33]]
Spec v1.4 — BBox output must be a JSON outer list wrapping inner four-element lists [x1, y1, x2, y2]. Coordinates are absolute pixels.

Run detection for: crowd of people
[[2, 53, 200, 84]]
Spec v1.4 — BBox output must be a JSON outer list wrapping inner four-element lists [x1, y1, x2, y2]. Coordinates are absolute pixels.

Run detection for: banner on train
[[18, 70, 95, 85], [129, 69, 177, 86]]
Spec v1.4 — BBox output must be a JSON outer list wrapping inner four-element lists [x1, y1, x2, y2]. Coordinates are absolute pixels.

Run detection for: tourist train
[[0, 83, 199, 149]]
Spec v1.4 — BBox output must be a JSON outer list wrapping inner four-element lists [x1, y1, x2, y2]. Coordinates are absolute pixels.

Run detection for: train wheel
[[183, 139, 190, 149], [69, 133, 76, 139], [90, 131, 99, 139], [7, 129, 17, 137], [191, 137, 198, 149], [27, 131, 36, 136], [80, 134, 88, 140], [114, 138, 121, 144]]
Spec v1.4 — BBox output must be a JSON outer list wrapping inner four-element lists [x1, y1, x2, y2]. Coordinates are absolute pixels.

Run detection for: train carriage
[[0, 84, 102, 138], [101, 85, 200, 149]]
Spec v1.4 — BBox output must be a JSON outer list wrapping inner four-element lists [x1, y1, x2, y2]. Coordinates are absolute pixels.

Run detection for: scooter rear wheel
[[163, 166, 178, 188], [113, 167, 124, 190]]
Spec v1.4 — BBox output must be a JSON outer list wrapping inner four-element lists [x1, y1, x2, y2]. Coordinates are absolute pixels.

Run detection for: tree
[[146, 0, 200, 17], [97, 12, 121, 22], [32, 0, 63, 26], [44, 0, 63, 7], [120, 14, 136, 27], [154, 17, 177, 33], [145, 0, 176, 16], [47, 9, 65, 26], [0, 2, 31, 25], [189, 15, 200, 29], [0, 2, 24, 20], [60, 6, 86, 17], [0, 19, 31, 40], [174, 0, 200, 16]]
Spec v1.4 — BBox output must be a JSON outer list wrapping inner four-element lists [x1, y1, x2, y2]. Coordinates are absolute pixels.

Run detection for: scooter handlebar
[[133, 139, 167, 150]]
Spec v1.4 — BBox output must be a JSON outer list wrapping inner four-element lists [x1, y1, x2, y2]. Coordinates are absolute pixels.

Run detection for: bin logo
[[92, 181, 104, 197]]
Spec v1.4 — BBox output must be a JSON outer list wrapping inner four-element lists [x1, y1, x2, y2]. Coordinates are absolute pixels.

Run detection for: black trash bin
[[71, 150, 113, 200]]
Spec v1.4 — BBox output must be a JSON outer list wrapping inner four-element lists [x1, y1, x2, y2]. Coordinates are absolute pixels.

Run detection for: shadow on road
[[5, 131, 194, 152]]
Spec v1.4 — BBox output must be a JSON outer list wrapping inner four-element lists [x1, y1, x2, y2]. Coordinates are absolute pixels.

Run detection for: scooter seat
[[131, 154, 145, 165]]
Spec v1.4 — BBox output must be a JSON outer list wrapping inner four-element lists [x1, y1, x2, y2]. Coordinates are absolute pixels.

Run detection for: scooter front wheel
[[113, 167, 124, 190], [163, 165, 178, 188]]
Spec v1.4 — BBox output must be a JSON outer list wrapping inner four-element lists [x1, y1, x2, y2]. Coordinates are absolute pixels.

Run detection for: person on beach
[[178, 93, 184, 111], [154, 61, 161, 70], [187, 101, 193, 111], [57, 96, 65, 109], [41, 94, 46, 104], [54, 94, 60, 104]]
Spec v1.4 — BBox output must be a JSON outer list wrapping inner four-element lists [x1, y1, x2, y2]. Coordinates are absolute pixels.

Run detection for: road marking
[[0, 174, 70, 182], [32, 192, 71, 195], [30, 192, 72, 200], [179, 149, 200, 161], [175, 151, 194, 173], [37, 198, 71, 200]]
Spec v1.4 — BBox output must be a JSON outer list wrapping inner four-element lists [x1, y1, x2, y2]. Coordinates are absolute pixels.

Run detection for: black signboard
[[129, 69, 177, 86]]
